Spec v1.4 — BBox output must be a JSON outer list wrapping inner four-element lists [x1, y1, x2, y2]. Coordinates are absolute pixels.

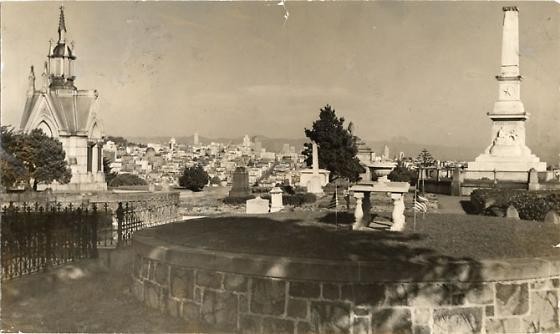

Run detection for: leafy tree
[[303, 105, 364, 182], [1, 126, 28, 189], [416, 148, 435, 167], [179, 165, 209, 192], [1, 127, 72, 190], [109, 174, 147, 187]]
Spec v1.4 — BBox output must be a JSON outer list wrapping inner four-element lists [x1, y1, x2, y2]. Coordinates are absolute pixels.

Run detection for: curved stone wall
[[131, 234, 560, 334]]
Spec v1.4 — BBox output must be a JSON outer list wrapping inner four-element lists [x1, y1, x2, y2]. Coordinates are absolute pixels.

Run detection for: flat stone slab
[[350, 181, 410, 193]]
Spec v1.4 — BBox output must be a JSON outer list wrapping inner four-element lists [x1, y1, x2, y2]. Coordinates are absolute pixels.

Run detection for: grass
[[139, 211, 560, 262], [1, 260, 210, 333]]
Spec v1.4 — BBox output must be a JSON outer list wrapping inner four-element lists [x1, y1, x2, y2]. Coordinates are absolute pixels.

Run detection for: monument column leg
[[362, 191, 371, 226], [390, 193, 406, 232], [352, 193, 364, 230]]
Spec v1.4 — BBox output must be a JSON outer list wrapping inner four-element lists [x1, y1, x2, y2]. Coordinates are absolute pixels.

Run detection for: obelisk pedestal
[[307, 142, 324, 194], [467, 6, 546, 181]]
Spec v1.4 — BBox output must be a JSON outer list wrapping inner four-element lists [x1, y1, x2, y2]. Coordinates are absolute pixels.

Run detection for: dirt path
[[1, 260, 211, 333], [434, 194, 470, 214]]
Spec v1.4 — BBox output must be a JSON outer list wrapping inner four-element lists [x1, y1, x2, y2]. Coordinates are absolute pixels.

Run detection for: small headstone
[[246, 196, 269, 214], [528, 168, 539, 191], [544, 210, 560, 225], [306, 176, 323, 195], [489, 206, 505, 217], [506, 205, 520, 220]]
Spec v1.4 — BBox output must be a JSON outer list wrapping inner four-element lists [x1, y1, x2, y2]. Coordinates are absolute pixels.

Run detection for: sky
[[1, 1, 559, 162]]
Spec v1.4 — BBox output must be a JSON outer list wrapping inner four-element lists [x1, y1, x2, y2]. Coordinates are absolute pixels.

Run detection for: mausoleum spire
[[58, 5, 67, 43]]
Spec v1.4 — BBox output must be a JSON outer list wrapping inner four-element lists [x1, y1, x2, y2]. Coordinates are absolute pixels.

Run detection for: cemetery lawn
[[142, 211, 560, 261]]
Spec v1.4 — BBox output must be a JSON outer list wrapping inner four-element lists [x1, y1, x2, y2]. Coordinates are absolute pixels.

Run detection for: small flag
[[327, 190, 338, 209], [414, 200, 428, 213], [417, 195, 429, 203]]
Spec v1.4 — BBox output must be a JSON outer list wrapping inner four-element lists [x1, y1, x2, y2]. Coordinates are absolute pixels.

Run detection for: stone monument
[[246, 196, 270, 214], [229, 167, 250, 197], [306, 142, 324, 195], [270, 187, 284, 212], [467, 7, 546, 181]]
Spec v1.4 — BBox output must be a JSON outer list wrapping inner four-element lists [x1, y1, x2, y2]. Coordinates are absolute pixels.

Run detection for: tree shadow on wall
[[147, 215, 486, 334]]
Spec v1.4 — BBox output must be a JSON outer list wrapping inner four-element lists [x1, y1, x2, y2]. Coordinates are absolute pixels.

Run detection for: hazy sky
[[1, 1, 559, 160]]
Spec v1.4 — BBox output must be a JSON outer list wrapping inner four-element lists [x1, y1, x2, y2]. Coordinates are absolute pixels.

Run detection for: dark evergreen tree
[[302, 105, 364, 182], [179, 165, 209, 192], [416, 149, 435, 167]]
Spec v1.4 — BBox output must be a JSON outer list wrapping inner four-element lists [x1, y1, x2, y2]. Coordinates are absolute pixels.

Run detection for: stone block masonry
[[131, 249, 560, 334]]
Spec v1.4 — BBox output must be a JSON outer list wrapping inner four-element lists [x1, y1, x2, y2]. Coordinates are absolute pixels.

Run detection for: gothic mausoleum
[[19, 7, 107, 192]]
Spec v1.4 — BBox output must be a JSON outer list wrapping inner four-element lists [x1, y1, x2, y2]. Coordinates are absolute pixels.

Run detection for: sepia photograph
[[1, 1, 559, 333]]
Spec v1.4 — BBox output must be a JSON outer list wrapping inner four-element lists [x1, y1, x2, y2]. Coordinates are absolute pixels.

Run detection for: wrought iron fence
[[1, 202, 99, 280], [1, 199, 179, 280]]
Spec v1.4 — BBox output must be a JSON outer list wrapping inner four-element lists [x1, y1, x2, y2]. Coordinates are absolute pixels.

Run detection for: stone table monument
[[467, 7, 546, 181]]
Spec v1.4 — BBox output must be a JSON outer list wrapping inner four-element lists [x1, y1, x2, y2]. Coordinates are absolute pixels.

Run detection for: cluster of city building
[[102, 134, 307, 189]]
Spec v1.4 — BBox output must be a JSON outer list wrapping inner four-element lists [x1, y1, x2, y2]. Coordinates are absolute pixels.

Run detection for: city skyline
[[1, 1, 559, 163]]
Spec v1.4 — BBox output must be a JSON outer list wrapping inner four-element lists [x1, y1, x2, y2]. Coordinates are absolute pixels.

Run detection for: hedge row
[[260, 192, 317, 207], [223, 195, 255, 205], [470, 189, 560, 221]]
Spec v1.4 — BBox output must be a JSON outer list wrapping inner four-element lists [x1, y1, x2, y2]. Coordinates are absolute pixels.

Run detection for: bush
[[179, 165, 209, 192], [470, 189, 560, 221], [223, 195, 255, 205], [388, 165, 417, 183], [209, 176, 222, 185], [259, 192, 317, 207], [109, 174, 147, 187]]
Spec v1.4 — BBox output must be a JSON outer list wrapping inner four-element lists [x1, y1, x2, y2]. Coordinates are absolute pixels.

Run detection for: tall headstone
[[229, 167, 250, 197], [467, 7, 546, 178], [270, 187, 284, 212]]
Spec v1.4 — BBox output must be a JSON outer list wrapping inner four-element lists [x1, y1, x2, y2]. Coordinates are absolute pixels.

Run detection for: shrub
[[258, 192, 316, 207], [109, 174, 147, 187], [179, 165, 209, 192], [209, 176, 221, 185], [470, 189, 560, 221], [223, 195, 255, 205], [388, 165, 417, 183]]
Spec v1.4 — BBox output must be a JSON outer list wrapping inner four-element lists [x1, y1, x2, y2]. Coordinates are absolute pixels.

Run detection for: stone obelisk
[[312, 142, 319, 176], [307, 141, 323, 194], [467, 6, 546, 180]]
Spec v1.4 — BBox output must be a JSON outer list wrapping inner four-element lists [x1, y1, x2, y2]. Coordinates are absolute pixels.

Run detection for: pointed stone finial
[[48, 39, 54, 56], [27, 66, 36, 94], [58, 5, 67, 42], [42, 61, 49, 90]]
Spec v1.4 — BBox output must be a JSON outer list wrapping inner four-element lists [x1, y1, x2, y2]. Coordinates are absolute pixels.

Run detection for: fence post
[[91, 204, 98, 258], [116, 202, 124, 247]]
